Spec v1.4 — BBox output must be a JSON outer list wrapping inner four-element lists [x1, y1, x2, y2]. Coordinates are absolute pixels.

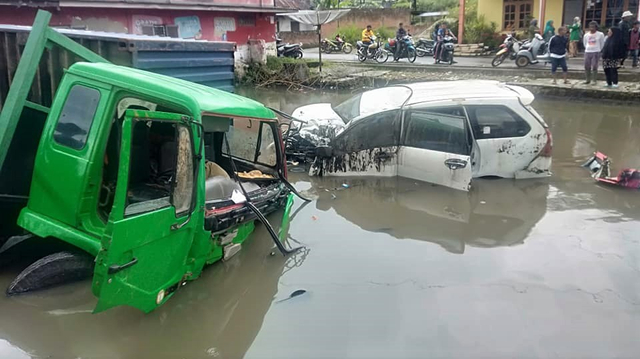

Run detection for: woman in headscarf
[[528, 19, 539, 40], [601, 27, 627, 88], [544, 20, 555, 42], [567, 17, 581, 57]]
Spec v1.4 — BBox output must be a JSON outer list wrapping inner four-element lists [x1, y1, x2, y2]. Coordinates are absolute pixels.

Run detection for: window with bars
[[584, 0, 639, 28], [503, 0, 533, 30]]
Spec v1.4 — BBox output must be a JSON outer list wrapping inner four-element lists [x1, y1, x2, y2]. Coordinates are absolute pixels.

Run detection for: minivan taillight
[[540, 128, 553, 157]]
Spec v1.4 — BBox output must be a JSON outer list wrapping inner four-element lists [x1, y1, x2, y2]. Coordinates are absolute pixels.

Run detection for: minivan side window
[[404, 107, 470, 155], [333, 110, 399, 153], [53, 85, 101, 150], [466, 105, 531, 139]]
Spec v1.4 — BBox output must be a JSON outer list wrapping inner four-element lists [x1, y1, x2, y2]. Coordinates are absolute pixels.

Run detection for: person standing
[[602, 27, 627, 88], [567, 17, 582, 57], [549, 27, 570, 84], [528, 19, 539, 40], [618, 11, 633, 66], [544, 20, 555, 42], [583, 21, 605, 84], [629, 21, 640, 67]]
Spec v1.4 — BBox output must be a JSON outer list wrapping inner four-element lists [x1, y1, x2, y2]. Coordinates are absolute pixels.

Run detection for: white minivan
[[291, 81, 552, 191]]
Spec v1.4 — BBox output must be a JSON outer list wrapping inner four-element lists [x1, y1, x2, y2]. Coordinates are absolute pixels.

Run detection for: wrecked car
[[290, 81, 553, 191], [0, 11, 299, 313], [583, 152, 640, 189]]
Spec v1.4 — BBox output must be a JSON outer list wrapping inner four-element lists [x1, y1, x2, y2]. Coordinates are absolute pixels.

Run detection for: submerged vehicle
[[0, 11, 300, 313], [583, 152, 640, 189], [290, 81, 553, 191]]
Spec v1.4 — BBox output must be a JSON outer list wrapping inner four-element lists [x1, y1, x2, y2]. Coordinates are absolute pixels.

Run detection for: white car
[[291, 80, 552, 191]]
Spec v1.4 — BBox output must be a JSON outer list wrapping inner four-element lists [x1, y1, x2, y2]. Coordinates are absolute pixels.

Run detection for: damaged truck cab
[[0, 12, 291, 313]]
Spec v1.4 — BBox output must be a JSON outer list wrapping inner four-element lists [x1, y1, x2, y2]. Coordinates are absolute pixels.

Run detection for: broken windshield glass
[[333, 87, 412, 123]]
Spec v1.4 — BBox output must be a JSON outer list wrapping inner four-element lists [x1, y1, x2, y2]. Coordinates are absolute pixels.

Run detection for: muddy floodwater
[[1, 88, 639, 359]]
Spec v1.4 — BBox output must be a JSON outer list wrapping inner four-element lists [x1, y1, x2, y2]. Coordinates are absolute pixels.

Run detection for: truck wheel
[[6, 251, 94, 295], [516, 55, 530, 67]]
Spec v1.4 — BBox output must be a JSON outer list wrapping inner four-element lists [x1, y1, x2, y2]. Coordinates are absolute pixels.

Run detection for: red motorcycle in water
[[321, 35, 353, 54]]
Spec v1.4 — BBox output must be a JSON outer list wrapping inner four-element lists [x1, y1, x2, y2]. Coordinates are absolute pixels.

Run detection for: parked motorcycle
[[386, 35, 417, 63], [515, 33, 551, 67], [276, 37, 303, 59], [435, 35, 456, 65], [321, 35, 353, 54], [415, 38, 435, 57], [491, 33, 522, 67], [356, 35, 390, 63]]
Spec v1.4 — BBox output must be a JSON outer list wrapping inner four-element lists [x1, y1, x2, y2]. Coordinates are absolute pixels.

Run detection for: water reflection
[[0, 219, 303, 359], [307, 176, 548, 254]]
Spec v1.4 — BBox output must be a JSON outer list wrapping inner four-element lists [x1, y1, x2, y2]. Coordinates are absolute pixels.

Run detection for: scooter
[[386, 35, 417, 63], [491, 33, 522, 67], [321, 35, 353, 54], [515, 33, 551, 67], [356, 35, 390, 63], [435, 35, 456, 65], [276, 37, 303, 59], [415, 38, 434, 57]]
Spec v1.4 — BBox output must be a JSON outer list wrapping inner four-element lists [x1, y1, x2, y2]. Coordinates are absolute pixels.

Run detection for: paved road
[[303, 47, 589, 69]]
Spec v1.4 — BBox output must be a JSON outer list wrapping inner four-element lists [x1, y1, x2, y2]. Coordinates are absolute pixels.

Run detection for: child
[[583, 21, 605, 84], [549, 27, 570, 84], [630, 21, 640, 68]]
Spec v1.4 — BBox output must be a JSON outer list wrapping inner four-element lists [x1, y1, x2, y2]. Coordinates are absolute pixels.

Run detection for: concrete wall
[[477, 0, 564, 31], [320, 8, 410, 37], [279, 30, 317, 46]]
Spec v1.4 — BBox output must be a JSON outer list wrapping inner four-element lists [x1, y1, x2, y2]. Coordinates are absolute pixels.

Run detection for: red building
[[0, 0, 293, 61]]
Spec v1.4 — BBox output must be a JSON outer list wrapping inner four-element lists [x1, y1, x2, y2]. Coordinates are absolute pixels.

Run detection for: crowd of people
[[535, 10, 639, 88]]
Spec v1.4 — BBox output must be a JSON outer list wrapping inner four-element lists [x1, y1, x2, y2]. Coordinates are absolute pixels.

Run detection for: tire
[[516, 55, 530, 67], [322, 45, 332, 54], [292, 49, 303, 59], [416, 45, 428, 57], [357, 49, 367, 62], [449, 55, 454, 65], [407, 48, 417, 63], [491, 53, 507, 67], [6, 251, 94, 295], [375, 50, 389, 63], [342, 43, 353, 54]]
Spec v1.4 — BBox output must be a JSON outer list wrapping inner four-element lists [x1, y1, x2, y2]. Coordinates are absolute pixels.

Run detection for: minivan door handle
[[108, 257, 138, 274], [444, 158, 467, 170]]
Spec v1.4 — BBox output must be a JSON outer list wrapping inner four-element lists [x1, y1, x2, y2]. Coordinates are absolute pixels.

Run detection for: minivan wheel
[[6, 251, 94, 295]]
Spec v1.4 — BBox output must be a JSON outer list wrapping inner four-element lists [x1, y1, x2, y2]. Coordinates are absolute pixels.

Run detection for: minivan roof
[[404, 80, 534, 106], [68, 62, 277, 120]]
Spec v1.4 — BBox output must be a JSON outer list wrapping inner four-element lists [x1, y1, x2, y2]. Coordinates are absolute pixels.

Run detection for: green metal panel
[[92, 110, 197, 313]]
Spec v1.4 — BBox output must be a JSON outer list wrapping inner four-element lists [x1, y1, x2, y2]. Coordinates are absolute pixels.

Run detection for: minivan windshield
[[333, 87, 412, 123]]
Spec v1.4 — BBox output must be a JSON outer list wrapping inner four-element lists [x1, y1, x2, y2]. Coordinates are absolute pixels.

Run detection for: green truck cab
[[0, 12, 294, 313]]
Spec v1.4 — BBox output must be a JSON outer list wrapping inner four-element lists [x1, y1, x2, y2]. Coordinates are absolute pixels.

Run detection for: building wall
[[478, 0, 564, 31], [0, 6, 277, 43]]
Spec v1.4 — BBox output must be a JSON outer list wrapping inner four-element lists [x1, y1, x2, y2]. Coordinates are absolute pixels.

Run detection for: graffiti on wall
[[214, 17, 236, 40], [174, 16, 202, 39], [132, 15, 162, 34]]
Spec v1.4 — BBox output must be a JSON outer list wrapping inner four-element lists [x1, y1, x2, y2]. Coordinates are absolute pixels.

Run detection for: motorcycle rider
[[361, 25, 374, 55], [434, 22, 456, 63], [394, 22, 407, 61]]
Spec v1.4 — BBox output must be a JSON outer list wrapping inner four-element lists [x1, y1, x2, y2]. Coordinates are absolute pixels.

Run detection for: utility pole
[[458, 0, 464, 44]]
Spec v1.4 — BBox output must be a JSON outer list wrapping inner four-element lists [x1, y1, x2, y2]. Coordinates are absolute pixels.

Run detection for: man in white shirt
[[583, 21, 606, 84]]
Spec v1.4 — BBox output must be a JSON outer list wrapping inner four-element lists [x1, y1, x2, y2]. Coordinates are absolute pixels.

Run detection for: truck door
[[398, 106, 473, 191], [92, 110, 198, 313]]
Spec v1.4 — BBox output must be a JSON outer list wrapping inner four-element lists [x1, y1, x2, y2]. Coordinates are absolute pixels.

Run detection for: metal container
[[0, 25, 235, 110]]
